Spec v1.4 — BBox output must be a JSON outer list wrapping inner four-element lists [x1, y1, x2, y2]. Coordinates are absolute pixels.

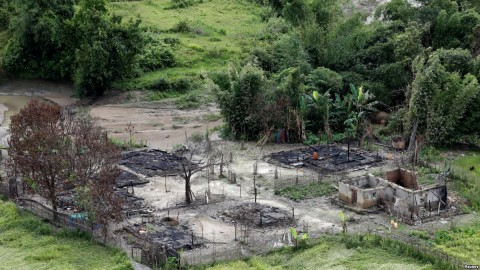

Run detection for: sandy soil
[[90, 100, 222, 150]]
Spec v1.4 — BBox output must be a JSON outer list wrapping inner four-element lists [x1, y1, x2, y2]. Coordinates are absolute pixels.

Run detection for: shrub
[[171, 77, 194, 93], [57, 228, 92, 240], [152, 77, 171, 91], [170, 0, 194, 9], [187, 43, 205, 52], [139, 40, 176, 71], [171, 20, 191, 33], [306, 67, 343, 93], [175, 93, 201, 109], [275, 182, 336, 201]]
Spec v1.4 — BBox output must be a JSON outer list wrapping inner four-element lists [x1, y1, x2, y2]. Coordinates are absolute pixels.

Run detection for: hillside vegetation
[[110, 0, 266, 90], [2, 0, 480, 149]]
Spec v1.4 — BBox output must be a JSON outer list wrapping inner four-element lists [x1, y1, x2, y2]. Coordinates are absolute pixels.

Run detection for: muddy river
[[0, 80, 77, 145], [0, 95, 47, 126]]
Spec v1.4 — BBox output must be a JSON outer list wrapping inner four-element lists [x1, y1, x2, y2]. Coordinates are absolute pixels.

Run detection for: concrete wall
[[339, 174, 387, 208], [338, 173, 447, 214], [339, 182, 353, 204], [386, 168, 419, 190], [356, 186, 385, 208]]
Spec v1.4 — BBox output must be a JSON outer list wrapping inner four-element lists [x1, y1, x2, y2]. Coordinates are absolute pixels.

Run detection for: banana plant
[[289, 227, 309, 248], [304, 90, 332, 143], [343, 84, 378, 140]]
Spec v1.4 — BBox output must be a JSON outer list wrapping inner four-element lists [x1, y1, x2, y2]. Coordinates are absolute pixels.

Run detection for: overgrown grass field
[[450, 153, 480, 210], [0, 200, 132, 270], [194, 236, 439, 270], [434, 222, 480, 265], [274, 182, 336, 201]]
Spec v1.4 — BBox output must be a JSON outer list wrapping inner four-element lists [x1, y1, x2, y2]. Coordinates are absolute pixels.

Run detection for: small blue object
[[70, 213, 87, 219]]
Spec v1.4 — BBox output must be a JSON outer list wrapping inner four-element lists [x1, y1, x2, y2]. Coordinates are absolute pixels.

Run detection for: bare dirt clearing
[[90, 100, 222, 150]]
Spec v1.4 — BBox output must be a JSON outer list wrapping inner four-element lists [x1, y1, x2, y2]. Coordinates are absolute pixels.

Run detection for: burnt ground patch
[[220, 203, 294, 228], [120, 149, 194, 177], [267, 144, 383, 173], [116, 170, 149, 188]]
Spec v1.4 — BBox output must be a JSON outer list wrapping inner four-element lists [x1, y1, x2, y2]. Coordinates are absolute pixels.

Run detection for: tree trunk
[[185, 177, 192, 205], [103, 225, 108, 246], [50, 187, 59, 221], [51, 197, 58, 221], [408, 118, 418, 152]]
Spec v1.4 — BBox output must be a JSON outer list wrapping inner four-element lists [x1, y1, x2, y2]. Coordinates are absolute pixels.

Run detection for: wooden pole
[[220, 154, 224, 176]]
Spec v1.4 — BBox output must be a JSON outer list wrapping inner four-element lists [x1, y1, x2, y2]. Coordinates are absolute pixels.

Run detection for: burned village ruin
[[1, 140, 459, 267]]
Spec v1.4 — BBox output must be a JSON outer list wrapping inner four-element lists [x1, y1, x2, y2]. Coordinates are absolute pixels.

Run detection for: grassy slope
[[110, 0, 266, 90], [434, 222, 480, 265], [0, 200, 132, 270], [197, 240, 434, 270]]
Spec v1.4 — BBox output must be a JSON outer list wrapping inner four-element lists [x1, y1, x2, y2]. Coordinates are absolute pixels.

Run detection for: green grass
[[200, 113, 222, 122], [453, 154, 480, 177], [410, 230, 431, 240], [194, 235, 439, 270], [450, 153, 480, 210], [275, 182, 336, 201], [0, 200, 132, 270], [109, 137, 147, 150], [109, 0, 267, 91], [416, 166, 439, 186], [146, 90, 183, 101], [420, 146, 443, 163], [434, 222, 480, 265]]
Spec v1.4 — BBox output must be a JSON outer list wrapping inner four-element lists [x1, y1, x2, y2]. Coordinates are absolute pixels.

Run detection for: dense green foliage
[[2, 0, 144, 96], [0, 200, 132, 269], [212, 0, 480, 145], [408, 49, 480, 146]]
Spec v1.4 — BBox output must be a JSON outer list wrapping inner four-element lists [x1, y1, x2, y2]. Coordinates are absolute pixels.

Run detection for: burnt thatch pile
[[268, 144, 383, 173], [120, 149, 194, 177]]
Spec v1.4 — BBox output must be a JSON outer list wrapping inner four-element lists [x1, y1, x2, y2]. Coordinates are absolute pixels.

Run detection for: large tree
[[408, 49, 480, 146], [3, 0, 143, 97], [7, 100, 122, 223]]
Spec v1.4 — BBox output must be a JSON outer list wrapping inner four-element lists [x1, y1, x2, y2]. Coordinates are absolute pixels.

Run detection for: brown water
[[0, 95, 48, 127]]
